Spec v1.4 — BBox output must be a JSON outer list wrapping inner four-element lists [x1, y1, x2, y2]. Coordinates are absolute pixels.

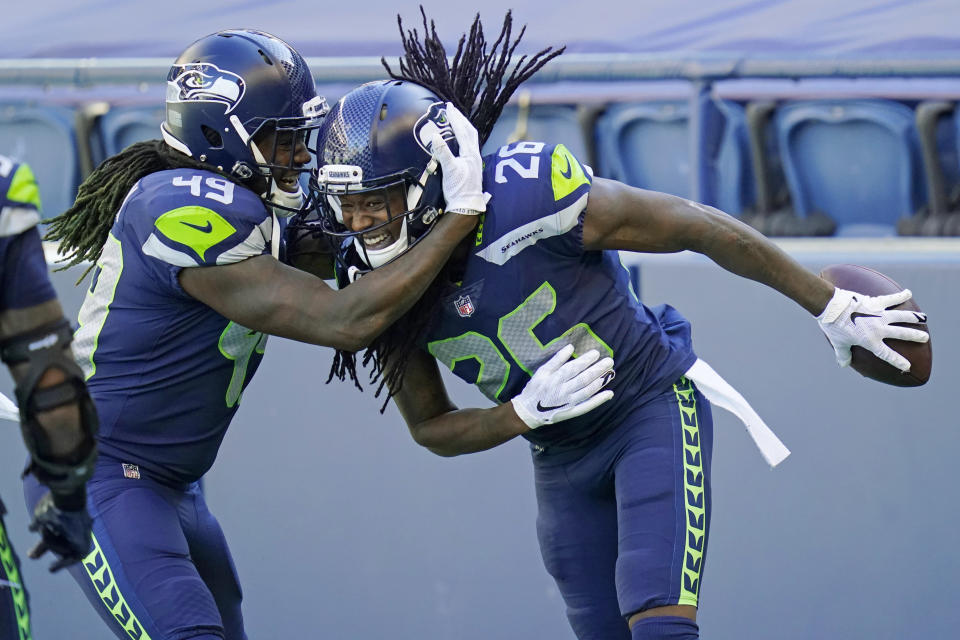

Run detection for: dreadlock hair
[[46, 140, 236, 278], [327, 8, 564, 411]]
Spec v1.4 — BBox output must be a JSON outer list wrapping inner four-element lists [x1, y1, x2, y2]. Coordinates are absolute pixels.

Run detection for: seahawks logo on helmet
[[167, 63, 246, 114], [414, 102, 457, 154]]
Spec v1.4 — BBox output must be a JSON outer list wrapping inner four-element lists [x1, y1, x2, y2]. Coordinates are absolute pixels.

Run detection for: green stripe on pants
[[0, 516, 31, 640], [674, 377, 705, 607]]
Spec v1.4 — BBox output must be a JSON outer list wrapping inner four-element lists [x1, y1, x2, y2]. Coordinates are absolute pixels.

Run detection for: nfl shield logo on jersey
[[454, 294, 475, 318], [122, 463, 141, 480]]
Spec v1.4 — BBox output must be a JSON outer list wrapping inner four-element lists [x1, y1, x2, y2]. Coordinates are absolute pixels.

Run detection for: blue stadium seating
[[482, 104, 589, 166], [97, 104, 165, 157], [710, 100, 756, 215], [0, 103, 79, 218], [595, 101, 691, 198], [594, 99, 755, 214], [775, 99, 924, 236]]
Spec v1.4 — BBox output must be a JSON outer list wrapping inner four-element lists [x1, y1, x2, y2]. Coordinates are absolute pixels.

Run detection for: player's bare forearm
[[394, 349, 528, 457], [681, 203, 833, 315], [408, 404, 528, 457], [180, 212, 477, 350], [583, 179, 833, 316]]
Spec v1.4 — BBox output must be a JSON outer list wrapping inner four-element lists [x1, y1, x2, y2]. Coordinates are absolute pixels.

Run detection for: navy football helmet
[[305, 80, 456, 274], [161, 29, 327, 215]]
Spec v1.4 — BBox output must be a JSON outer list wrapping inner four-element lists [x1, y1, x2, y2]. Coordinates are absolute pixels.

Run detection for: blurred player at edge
[[1, 154, 99, 640], [302, 11, 930, 640]]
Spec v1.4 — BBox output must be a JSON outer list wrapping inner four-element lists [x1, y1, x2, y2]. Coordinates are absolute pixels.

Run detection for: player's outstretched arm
[[583, 178, 834, 314], [396, 345, 614, 457], [581, 178, 928, 370], [181, 104, 485, 351], [181, 211, 476, 351]]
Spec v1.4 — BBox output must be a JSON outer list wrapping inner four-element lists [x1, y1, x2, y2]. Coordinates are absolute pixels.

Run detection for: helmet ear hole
[[201, 125, 223, 148]]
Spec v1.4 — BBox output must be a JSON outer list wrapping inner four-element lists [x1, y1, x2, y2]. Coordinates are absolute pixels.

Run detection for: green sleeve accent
[[154, 206, 237, 262], [8, 162, 42, 210], [550, 144, 591, 202]]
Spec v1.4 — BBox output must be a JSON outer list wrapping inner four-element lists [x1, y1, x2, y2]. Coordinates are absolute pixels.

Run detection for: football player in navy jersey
[[303, 12, 930, 640], [26, 28, 532, 640], [1, 155, 99, 640]]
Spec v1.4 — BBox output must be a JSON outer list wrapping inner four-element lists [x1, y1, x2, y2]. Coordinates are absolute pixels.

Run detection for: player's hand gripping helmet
[[304, 80, 456, 275], [160, 29, 328, 216]]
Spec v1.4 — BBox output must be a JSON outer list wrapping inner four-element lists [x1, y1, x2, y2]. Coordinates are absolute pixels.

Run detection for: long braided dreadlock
[[45, 140, 236, 278], [328, 8, 564, 409]]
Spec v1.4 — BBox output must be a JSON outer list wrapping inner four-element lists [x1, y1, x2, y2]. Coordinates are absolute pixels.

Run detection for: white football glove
[[511, 344, 615, 430], [430, 103, 490, 216], [817, 287, 929, 371]]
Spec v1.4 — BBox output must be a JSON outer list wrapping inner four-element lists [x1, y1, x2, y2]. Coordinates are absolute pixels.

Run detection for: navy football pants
[[533, 377, 713, 640], [0, 497, 31, 640], [24, 457, 245, 640]]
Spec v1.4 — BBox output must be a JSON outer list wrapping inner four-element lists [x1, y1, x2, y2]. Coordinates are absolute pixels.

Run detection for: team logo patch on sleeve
[[154, 206, 237, 261], [551, 144, 591, 201], [167, 63, 245, 113]]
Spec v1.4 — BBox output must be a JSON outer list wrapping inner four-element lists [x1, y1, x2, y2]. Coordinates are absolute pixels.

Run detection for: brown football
[[819, 264, 931, 386]]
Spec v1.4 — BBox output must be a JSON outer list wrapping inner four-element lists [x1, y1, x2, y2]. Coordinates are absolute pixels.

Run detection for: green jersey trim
[[74, 233, 124, 380]]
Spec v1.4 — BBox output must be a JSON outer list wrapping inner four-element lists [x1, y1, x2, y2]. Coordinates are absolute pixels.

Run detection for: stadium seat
[[774, 99, 925, 236], [595, 101, 691, 198], [483, 102, 590, 167], [594, 99, 754, 214], [711, 100, 755, 215], [899, 101, 960, 235], [96, 104, 165, 158], [0, 103, 80, 218]]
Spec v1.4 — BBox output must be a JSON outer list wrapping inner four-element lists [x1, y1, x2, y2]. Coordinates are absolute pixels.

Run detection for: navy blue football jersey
[[0, 154, 55, 312], [72, 169, 277, 484], [423, 142, 696, 450]]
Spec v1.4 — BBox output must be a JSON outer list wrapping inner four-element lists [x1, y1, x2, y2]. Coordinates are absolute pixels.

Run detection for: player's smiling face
[[339, 185, 407, 251], [253, 128, 310, 192]]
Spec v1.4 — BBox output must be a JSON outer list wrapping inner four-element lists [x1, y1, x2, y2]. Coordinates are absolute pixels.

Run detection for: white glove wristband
[[511, 344, 615, 429]]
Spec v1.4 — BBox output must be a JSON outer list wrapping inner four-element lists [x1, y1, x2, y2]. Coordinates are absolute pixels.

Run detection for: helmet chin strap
[[264, 181, 305, 218], [251, 146, 305, 219], [232, 115, 304, 219], [353, 219, 409, 269]]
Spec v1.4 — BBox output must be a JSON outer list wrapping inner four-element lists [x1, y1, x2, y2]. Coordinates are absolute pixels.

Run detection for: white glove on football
[[430, 103, 490, 216], [511, 344, 615, 430], [817, 287, 929, 371]]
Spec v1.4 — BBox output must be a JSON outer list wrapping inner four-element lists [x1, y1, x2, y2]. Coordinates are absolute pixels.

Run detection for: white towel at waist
[[684, 358, 790, 468]]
